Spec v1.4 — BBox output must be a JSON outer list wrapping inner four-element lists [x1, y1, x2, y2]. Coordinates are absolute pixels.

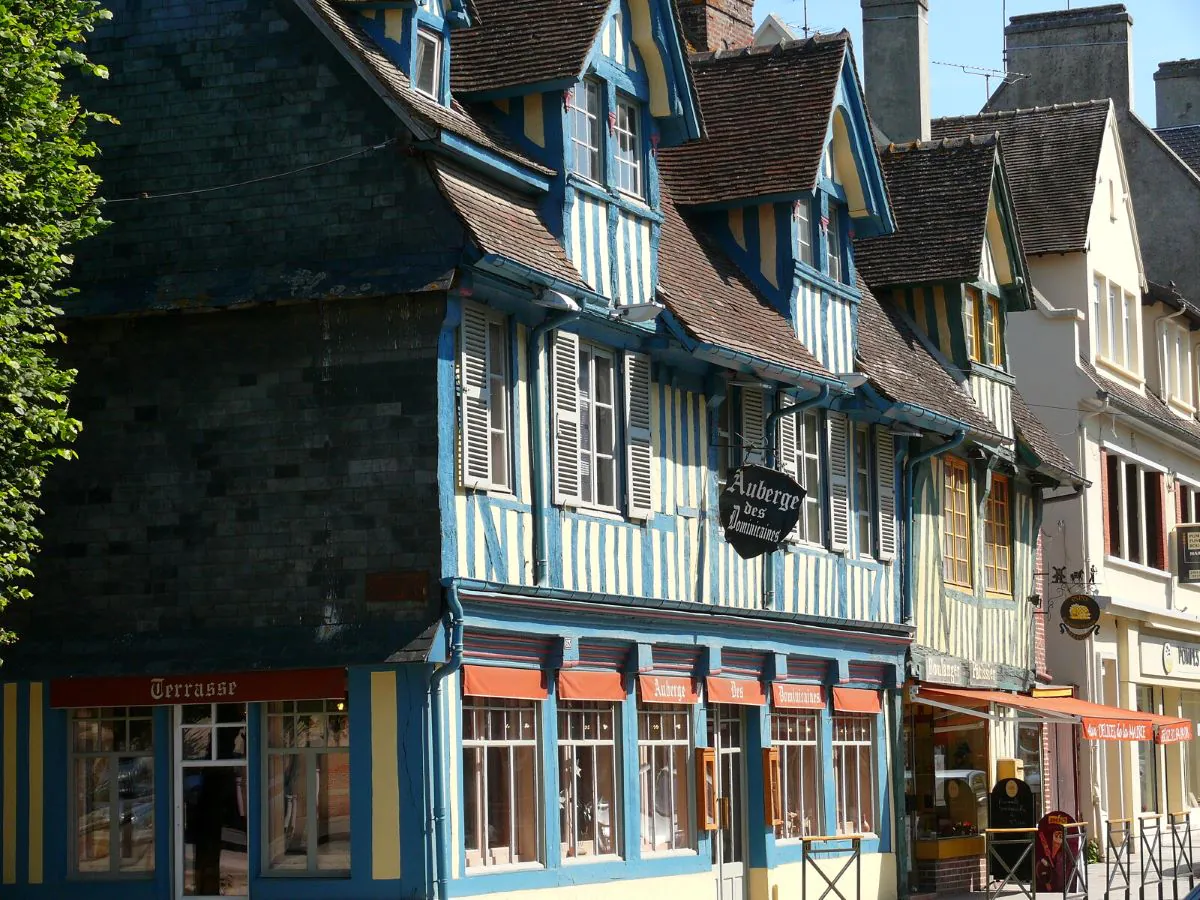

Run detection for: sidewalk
[[934, 861, 1200, 900]]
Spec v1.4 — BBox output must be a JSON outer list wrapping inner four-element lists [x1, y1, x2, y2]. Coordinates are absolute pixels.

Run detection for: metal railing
[[1108, 818, 1134, 900], [987, 827, 1038, 900], [1169, 812, 1196, 900], [1141, 813, 1166, 900], [1061, 821, 1090, 900], [801, 834, 862, 900]]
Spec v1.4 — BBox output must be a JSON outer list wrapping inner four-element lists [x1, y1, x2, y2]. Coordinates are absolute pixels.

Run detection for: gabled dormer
[[658, 33, 894, 375], [354, 0, 465, 106]]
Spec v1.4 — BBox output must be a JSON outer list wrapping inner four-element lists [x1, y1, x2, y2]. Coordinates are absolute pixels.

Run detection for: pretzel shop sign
[[719, 464, 806, 559]]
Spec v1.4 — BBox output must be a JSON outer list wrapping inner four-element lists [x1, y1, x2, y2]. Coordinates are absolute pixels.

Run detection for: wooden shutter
[[1149, 471, 1168, 571], [552, 330, 581, 504], [876, 429, 897, 561], [828, 412, 851, 552], [777, 404, 798, 478], [624, 351, 654, 520], [741, 386, 765, 466], [459, 302, 492, 488]]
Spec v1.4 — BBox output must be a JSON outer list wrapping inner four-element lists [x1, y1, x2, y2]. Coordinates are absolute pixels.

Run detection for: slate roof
[[429, 159, 587, 289], [1156, 124, 1200, 176], [298, 0, 552, 175], [450, 0, 610, 95], [1079, 357, 1200, 446], [855, 135, 1002, 289], [1144, 279, 1200, 327], [657, 189, 831, 379], [658, 33, 849, 206], [1010, 389, 1080, 481], [932, 101, 1111, 256], [855, 278, 1002, 439]]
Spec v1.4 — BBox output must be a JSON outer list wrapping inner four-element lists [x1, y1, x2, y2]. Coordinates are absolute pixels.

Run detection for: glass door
[[708, 704, 747, 900], [174, 703, 250, 899]]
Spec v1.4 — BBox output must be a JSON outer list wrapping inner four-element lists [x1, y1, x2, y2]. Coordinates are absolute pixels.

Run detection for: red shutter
[[1100, 449, 1112, 556]]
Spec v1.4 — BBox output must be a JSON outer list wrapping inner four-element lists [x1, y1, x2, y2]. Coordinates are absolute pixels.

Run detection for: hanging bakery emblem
[[718, 464, 806, 559], [1059, 593, 1100, 641]]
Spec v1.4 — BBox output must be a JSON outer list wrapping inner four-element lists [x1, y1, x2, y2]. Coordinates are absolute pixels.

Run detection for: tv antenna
[[931, 59, 1029, 102]]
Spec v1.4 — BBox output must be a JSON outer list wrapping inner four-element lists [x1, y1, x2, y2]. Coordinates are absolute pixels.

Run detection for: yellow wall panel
[[28, 683, 42, 884], [370, 671, 401, 880]]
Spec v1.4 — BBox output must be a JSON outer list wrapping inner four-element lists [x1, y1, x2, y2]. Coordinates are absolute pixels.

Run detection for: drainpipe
[[902, 429, 967, 624], [762, 386, 830, 609], [430, 581, 465, 900], [530, 310, 582, 584]]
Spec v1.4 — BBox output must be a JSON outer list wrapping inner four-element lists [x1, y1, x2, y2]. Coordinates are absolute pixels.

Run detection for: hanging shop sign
[[718, 464, 806, 559], [1058, 594, 1100, 641], [1179, 525, 1200, 584]]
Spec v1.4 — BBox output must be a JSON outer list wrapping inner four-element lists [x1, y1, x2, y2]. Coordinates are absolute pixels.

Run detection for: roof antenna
[[802, 0, 811, 38]]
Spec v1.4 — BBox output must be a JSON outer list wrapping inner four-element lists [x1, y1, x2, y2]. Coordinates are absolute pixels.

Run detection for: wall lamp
[[611, 301, 665, 323]]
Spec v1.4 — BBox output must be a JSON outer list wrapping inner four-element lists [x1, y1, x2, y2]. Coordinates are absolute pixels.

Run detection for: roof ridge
[[1155, 123, 1200, 133], [883, 133, 1000, 154], [688, 29, 848, 65], [934, 98, 1111, 123]]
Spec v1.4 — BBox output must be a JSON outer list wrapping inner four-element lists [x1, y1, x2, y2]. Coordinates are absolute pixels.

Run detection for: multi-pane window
[[485, 318, 510, 489], [578, 345, 618, 508], [414, 28, 442, 100], [613, 96, 642, 197], [852, 424, 874, 557], [568, 80, 603, 183], [463, 697, 541, 868], [795, 198, 813, 267], [964, 287, 982, 362], [985, 295, 1003, 368], [772, 711, 821, 840], [943, 456, 971, 587], [832, 715, 875, 835], [637, 702, 692, 853], [71, 707, 155, 875], [265, 700, 351, 873], [1096, 273, 1140, 373], [984, 474, 1012, 595], [795, 411, 823, 544], [1105, 452, 1166, 569], [1164, 321, 1193, 408], [558, 701, 620, 859], [1179, 481, 1200, 524], [826, 207, 843, 283]]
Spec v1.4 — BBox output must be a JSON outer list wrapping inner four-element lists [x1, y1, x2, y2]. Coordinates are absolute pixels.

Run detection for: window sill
[[944, 580, 974, 592], [967, 362, 1015, 385], [640, 847, 698, 858], [563, 853, 624, 865], [1105, 555, 1171, 581], [559, 500, 627, 522], [1094, 356, 1145, 387], [1167, 397, 1197, 418], [567, 175, 664, 223], [984, 591, 1015, 602], [261, 870, 350, 878], [67, 873, 155, 882], [792, 262, 860, 304], [466, 861, 546, 876]]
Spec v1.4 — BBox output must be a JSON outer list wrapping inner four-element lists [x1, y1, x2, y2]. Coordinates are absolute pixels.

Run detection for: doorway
[[174, 703, 250, 899], [708, 704, 747, 900]]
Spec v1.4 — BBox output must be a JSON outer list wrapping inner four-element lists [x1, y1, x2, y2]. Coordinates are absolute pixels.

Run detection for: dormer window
[[414, 28, 442, 100], [795, 198, 813, 267], [568, 80, 603, 183], [826, 207, 843, 283], [964, 287, 981, 362], [613, 95, 643, 197]]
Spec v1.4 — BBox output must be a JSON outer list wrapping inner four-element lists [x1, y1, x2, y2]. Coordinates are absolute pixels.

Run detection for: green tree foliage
[[0, 0, 111, 643]]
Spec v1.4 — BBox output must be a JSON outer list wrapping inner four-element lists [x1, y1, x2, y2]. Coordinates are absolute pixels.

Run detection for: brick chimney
[[1155, 59, 1200, 127], [995, 4, 1134, 111], [860, 0, 931, 143], [674, 0, 754, 52]]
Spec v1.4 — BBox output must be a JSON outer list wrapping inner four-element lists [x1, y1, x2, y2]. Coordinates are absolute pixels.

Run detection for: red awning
[[637, 674, 698, 704], [833, 687, 882, 714], [772, 682, 826, 710], [558, 670, 625, 702], [919, 687, 1192, 744], [462, 665, 547, 701], [706, 676, 766, 706]]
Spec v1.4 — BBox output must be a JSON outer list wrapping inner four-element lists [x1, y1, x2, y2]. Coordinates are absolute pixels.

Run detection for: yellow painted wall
[[749, 853, 897, 900], [474, 869, 715, 900], [371, 670, 402, 880]]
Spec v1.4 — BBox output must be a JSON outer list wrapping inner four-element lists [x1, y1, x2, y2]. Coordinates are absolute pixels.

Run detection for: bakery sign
[[1140, 634, 1200, 680], [1059, 594, 1100, 641], [718, 464, 806, 559]]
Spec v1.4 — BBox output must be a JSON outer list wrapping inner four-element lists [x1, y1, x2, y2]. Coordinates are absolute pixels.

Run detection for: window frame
[[826, 206, 843, 284], [771, 709, 822, 841], [983, 473, 1013, 596], [557, 699, 622, 861], [985, 294, 1003, 368], [1095, 272, 1141, 375], [460, 304, 513, 493], [612, 94, 643, 198], [414, 27, 443, 101], [1105, 451, 1166, 570], [963, 286, 983, 363], [262, 699, 351, 876], [795, 198, 814, 268], [568, 79, 604, 185], [831, 713, 876, 837], [637, 701, 694, 854], [852, 423, 875, 558], [577, 343, 620, 511], [484, 314, 512, 491], [1164, 320, 1194, 410], [943, 456, 972, 588], [794, 410, 824, 546]]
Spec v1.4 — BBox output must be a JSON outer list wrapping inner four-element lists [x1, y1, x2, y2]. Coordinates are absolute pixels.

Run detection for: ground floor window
[[463, 696, 541, 868], [772, 710, 821, 839], [637, 702, 692, 852], [71, 707, 155, 875], [832, 714, 876, 835], [1183, 692, 1200, 808], [265, 699, 351, 872], [1017, 719, 1044, 814], [557, 700, 620, 859]]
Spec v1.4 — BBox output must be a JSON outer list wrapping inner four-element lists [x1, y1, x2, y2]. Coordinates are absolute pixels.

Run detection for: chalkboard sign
[[989, 778, 1035, 881], [718, 465, 806, 559], [1179, 525, 1200, 584]]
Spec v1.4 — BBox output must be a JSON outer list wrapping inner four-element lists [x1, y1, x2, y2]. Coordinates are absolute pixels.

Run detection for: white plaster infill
[[1104, 554, 1172, 582]]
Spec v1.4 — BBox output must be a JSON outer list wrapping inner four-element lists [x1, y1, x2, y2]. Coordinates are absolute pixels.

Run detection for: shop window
[[832, 714, 875, 836], [771, 710, 821, 840], [264, 699, 351, 873], [463, 697, 541, 868], [558, 700, 621, 859], [1104, 452, 1166, 569], [1182, 692, 1200, 807], [70, 707, 155, 875], [1137, 686, 1160, 813], [943, 457, 972, 588], [984, 474, 1012, 595], [637, 702, 693, 852]]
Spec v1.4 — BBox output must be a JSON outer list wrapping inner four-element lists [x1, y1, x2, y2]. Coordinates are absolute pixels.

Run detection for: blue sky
[[752, 0, 1200, 126]]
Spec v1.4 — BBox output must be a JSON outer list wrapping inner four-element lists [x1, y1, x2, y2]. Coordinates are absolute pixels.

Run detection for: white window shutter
[[828, 412, 851, 552], [552, 330, 581, 504], [741, 387, 766, 466], [876, 430, 897, 561], [624, 351, 654, 520], [459, 302, 492, 488], [778, 405, 800, 540]]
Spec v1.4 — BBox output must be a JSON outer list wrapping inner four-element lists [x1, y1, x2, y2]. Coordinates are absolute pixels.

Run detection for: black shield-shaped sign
[[718, 465, 807, 559], [1059, 594, 1100, 641]]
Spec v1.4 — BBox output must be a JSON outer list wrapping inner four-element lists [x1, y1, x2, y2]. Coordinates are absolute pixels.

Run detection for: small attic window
[[415, 28, 442, 100]]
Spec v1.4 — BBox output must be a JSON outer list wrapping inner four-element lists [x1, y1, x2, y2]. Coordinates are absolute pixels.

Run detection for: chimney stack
[[996, 4, 1134, 111], [674, 0, 755, 53], [1155, 60, 1200, 128], [860, 0, 931, 143]]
